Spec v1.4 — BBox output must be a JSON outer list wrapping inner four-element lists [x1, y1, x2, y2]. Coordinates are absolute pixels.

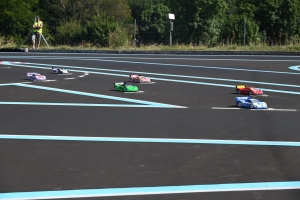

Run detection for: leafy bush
[[108, 25, 129, 48], [222, 16, 260, 45], [84, 14, 118, 47], [56, 20, 83, 45]]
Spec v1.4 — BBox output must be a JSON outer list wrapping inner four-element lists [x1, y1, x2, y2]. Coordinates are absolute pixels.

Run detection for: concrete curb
[[1, 48, 300, 55]]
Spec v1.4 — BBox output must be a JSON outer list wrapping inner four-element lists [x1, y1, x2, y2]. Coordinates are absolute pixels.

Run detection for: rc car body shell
[[27, 73, 46, 81], [114, 82, 138, 92], [52, 67, 69, 74], [26, 72, 40, 80], [236, 85, 263, 95], [235, 97, 268, 109], [130, 75, 151, 83]]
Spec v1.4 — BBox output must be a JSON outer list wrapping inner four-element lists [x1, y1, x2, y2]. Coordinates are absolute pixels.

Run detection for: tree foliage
[[139, 3, 170, 44], [1, 0, 300, 47], [0, 0, 38, 40]]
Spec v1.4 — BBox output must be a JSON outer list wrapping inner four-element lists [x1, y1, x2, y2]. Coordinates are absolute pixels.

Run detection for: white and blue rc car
[[236, 97, 268, 109], [26, 72, 46, 81], [52, 67, 69, 74]]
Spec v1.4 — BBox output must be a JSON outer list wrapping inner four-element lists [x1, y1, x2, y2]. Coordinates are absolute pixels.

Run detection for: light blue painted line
[[1, 134, 300, 147], [258, 88, 300, 95], [0, 102, 177, 108], [0, 83, 17, 86], [3, 54, 300, 61], [3, 62, 300, 95], [5, 61, 300, 89], [87, 58, 300, 75], [139, 76, 300, 95], [1, 181, 300, 199], [1, 62, 129, 78], [14, 63, 300, 88], [12, 83, 183, 107], [289, 66, 300, 71]]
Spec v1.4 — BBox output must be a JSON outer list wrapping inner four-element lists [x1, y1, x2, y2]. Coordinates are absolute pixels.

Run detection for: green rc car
[[114, 82, 138, 92]]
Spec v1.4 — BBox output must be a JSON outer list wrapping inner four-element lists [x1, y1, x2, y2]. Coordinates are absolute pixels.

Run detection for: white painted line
[[58, 73, 73, 75], [19, 82, 32, 84], [212, 107, 240, 110], [64, 77, 76, 80], [139, 82, 156, 84], [239, 94, 269, 97], [212, 107, 297, 111], [0, 66, 10, 68], [78, 72, 89, 78], [4, 61, 300, 93], [124, 91, 145, 93], [45, 80, 57, 82], [252, 108, 297, 111]]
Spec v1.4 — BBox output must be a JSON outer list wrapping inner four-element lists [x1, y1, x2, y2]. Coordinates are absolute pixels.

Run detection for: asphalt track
[[1, 53, 300, 200]]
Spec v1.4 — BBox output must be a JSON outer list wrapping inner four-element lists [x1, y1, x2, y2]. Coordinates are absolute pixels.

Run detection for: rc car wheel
[[237, 102, 242, 107], [123, 88, 126, 92], [250, 104, 254, 109], [237, 90, 241, 94], [249, 91, 253, 95]]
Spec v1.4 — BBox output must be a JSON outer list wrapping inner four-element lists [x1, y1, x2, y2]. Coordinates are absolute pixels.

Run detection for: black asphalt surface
[[1, 53, 300, 199]]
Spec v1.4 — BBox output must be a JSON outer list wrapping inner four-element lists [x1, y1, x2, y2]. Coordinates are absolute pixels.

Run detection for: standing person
[[32, 16, 43, 49]]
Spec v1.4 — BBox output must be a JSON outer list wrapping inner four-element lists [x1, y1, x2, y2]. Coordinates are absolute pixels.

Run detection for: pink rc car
[[129, 74, 151, 83]]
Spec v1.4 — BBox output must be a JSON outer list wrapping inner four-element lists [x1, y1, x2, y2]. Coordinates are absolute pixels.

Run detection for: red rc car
[[129, 74, 151, 83], [236, 85, 263, 95]]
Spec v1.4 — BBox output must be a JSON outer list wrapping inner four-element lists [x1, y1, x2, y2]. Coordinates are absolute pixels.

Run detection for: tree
[[139, 3, 170, 44], [168, 0, 227, 45], [0, 0, 38, 42]]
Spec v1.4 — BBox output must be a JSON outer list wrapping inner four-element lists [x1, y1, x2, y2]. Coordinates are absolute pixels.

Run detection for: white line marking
[[0, 66, 10, 68], [139, 82, 156, 84], [58, 73, 73, 75], [0, 81, 32, 84], [124, 91, 145, 93], [64, 77, 76, 80], [212, 107, 297, 111], [18, 82, 32, 84], [254, 108, 297, 111], [212, 107, 240, 110], [78, 72, 89, 78], [4, 61, 300, 90]]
